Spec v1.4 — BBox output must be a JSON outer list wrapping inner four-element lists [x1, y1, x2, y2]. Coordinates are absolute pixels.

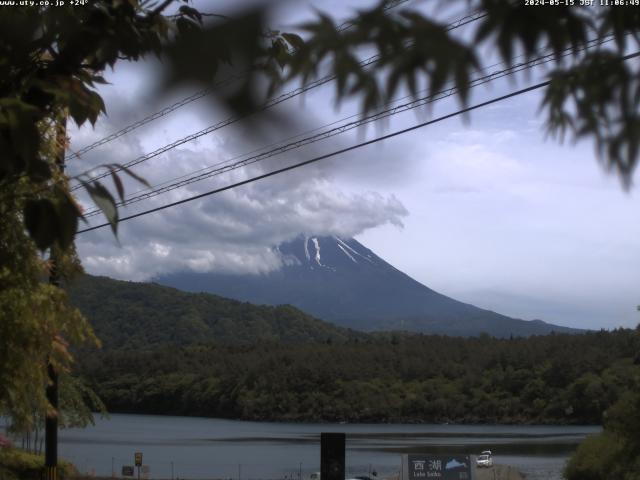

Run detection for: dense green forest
[[69, 275, 363, 348], [78, 328, 640, 425]]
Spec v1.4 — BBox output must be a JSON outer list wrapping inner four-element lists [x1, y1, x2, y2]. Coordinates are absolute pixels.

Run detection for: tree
[[565, 387, 640, 480], [0, 0, 298, 429], [0, 114, 97, 430], [1, 0, 640, 431], [284, 1, 640, 183]]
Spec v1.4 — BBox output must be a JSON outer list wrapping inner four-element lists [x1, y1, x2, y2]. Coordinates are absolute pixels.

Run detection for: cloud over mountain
[[77, 171, 407, 280]]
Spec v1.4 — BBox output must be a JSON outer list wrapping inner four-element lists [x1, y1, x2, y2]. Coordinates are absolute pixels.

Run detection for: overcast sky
[[68, 0, 640, 330]]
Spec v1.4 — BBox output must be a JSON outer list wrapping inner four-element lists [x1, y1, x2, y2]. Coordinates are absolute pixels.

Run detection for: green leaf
[[178, 5, 202, 22], [68, 96, 89, 127], [110, 170, 125, 202], [282, 33, 305, 51], [87, 91, 106, 125], [85, 181, 119, 235], [118, 165, 151, 188]]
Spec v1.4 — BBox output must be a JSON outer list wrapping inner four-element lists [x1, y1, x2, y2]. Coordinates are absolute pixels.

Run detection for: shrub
[[0, 448, 77, 480], [564, 432, 630, 480]]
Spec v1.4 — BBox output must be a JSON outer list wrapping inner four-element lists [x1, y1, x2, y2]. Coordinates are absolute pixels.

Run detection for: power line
[[87, 29, 551, 210], [69, 6, 487, 188], [80, 35, 614, 219], [79, 56, 548, 218], [79, 54, 535, 218], [78, 49, 640, 235], [76, 81, 552, 235], [65, 84, 226, 162], [69, 50, 383, 191], [81, 35, 611, 217], [336, 0, 413, 30], [65, 0, 415, 162]]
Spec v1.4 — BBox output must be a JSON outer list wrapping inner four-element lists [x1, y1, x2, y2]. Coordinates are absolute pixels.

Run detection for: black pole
[[320, 433, 345, 480], [45, 112, 66, 480], [44, 362, 58, 480]]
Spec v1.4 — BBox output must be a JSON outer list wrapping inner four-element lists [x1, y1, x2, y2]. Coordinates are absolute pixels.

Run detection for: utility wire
[[81, 35, 610, 217], [93, 25, 556, 208], [79, 56, 549, 217], [69, 6, 487, 186], [65, 0, 415, 162], [66, 86, 225, 162], [77, 81, 553, 235], [79, 49, 640, 235], [69, 51, 380, 191], [80, 54, 535, 218], [81, 35, 613, 219]]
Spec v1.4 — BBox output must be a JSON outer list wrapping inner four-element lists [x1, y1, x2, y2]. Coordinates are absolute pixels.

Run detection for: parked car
[[476, 454, 493, 468]]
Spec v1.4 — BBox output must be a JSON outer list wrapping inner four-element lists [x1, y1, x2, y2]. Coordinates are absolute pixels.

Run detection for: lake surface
[[44, 414, 599, 479]]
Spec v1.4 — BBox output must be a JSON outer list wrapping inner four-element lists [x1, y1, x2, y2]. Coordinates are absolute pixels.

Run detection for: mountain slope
[[156, 236, 580, 337], [69, 275, 362, 349]]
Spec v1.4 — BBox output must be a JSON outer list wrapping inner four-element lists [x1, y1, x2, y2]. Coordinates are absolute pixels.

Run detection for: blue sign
[[406, 455, 472, 480]]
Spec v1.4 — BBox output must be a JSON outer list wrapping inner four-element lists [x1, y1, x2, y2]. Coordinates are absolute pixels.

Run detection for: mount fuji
[[155, 235, 579, 337]]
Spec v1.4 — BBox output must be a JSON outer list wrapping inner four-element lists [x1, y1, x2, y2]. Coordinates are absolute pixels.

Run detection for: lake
[[48, 414, 600, 479]]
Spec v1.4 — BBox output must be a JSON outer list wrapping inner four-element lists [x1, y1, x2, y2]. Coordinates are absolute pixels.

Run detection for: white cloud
[[76, 152, 408, 280], [67, 10, 640, 330]]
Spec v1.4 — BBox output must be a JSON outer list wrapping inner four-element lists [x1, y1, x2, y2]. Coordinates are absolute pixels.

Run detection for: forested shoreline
[[78, 328, 640, 425]]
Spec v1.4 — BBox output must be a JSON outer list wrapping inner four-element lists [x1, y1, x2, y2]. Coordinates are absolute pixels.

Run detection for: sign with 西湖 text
[[402, 455, 473, 480]]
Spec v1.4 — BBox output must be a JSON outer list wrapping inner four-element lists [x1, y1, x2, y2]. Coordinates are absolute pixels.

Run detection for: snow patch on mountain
[[338, 244, 357, 263], [336, 236, 374, 264], [303, 236, 311, 261], [154, 234, 582, 337], [311, 237, 323, 266]]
